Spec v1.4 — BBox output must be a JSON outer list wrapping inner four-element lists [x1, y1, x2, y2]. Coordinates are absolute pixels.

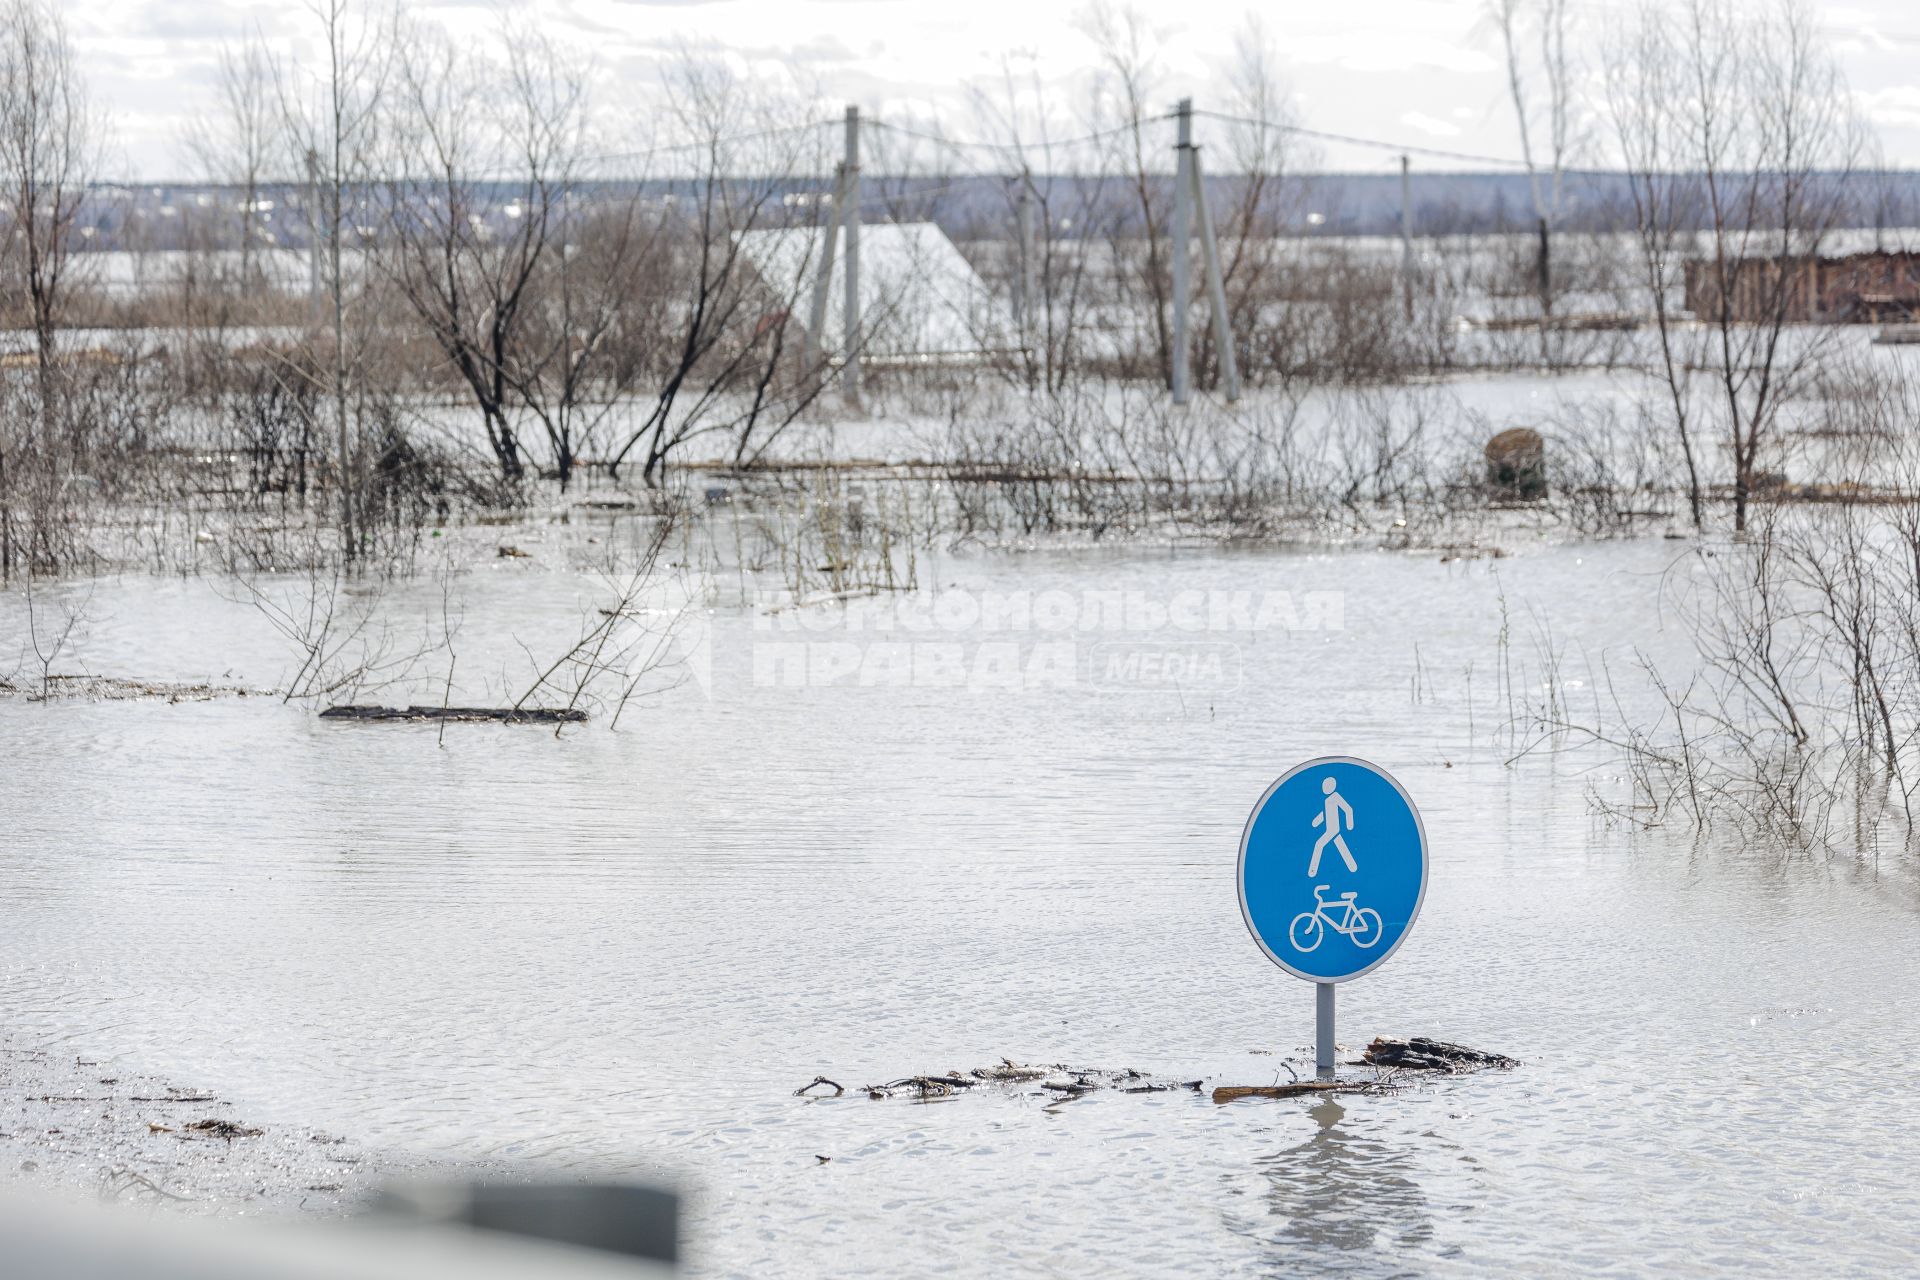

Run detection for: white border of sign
[[1236, 755, 1429, 984]]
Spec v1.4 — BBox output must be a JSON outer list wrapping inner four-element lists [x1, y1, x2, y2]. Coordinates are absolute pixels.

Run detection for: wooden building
[[1684, 250, 1920, 324]]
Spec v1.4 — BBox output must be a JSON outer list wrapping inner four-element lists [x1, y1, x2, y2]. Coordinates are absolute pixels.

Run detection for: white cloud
[[1859, 85, 1920, 129], [57, 0, 1920, 177], [1400, 111, 1463, 139]]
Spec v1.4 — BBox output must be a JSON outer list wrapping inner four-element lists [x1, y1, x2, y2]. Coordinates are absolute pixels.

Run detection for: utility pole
[[805, 162, 847, 376], [1170, 98, 1194, 405], [305, 147, 323, 321], [1015, 170, 1040, 387], [842, 104, 862, 405], [1536, 216, 1552, 312], [1167, 100, 1238, 406], [1187, 143, 1240, 402], [1400, 155, 1415, 322]]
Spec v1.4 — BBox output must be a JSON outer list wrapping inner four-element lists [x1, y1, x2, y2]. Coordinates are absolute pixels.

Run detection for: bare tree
[[0, 0, 98, 579], [1081, 2, 1173, 387], [274, 0, 394, 562], [1490, 0, 1577, 322], [603, 52, 827, 486], [0, 0, 97, 402], [1698, 0, 1861, 532], [187, 39, 282, 292], [1604, 3, 1706, 527], [1608, 0, 1862, 532], [382, 18, 587, 483], [1204, 15, 1309, 390], [489, 32, 664, 484], [964, 54, 1114, 393]]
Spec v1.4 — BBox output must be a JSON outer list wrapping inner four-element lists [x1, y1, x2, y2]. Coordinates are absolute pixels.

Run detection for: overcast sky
[[71, 0, 1920, 181]]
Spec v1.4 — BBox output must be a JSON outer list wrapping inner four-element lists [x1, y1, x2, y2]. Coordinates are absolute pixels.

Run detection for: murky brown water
[[4, 538, 1918, 1275]]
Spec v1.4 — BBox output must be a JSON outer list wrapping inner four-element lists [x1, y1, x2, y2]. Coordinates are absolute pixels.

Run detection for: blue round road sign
[[1238, 756, 1428, 983]]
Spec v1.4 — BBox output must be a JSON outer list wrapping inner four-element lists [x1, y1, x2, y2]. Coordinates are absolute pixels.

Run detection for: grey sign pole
[[1315, 982, 1335, 1077]]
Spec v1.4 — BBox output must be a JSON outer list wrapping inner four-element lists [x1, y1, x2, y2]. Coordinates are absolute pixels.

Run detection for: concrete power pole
[[1170, 98, 1194, 405], [805, 162, 848, 376], [305, 147, 323, 320], [1169, 99, 1239, 406], [1187, 144, 1240, 402], [1015, 170, 1041, 387], [1400, 155, 1416, 322], [842, 105, 862, 405]]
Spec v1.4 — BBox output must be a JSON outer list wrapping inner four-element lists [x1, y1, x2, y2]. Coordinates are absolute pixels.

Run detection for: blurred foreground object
[[1, 1181, 677, 1278], [371, 1182, 678, 1266]]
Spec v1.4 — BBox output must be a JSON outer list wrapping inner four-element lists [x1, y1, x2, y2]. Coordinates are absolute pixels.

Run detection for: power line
[[1194, 108, 1535, 170], [867, 115, 1177, 161], [97, 104, 1642, 190], [872, 108, 1621, 177], [577, 118, 841, 167]]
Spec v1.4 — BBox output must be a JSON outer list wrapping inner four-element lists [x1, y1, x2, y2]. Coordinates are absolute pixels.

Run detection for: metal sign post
[[1315, 982, 1335, 1077], [1237, 756, 1429, 1080]]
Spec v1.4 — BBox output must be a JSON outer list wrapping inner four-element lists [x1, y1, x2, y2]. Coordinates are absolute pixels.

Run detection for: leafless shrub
[[726, 469, 924, 600], [3, 572, 90, 697], [508, 513, 694, 732], [1531, 397, 1672, 536], [1513, 484, 1920, 842], [226, 560, 451, 704], [934, 381, 1491, 543]]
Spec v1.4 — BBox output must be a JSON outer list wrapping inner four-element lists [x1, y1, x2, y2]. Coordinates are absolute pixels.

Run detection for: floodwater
[[3, 535, 1919, 1276]]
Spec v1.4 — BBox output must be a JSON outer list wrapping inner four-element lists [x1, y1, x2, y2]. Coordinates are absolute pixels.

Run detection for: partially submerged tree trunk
[[1212, 1081, 1392, 1104], [320, 705, 588, 723]]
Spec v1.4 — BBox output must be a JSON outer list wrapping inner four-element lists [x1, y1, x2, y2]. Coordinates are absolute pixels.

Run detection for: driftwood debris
[[29, 1093, 217, 1104], [819, 1059, 1204, 1104], [812, 1042, 1517, 1110], [867, 1073, 978, 1100], [319, 705, 588, 724], [793, 1077, 845, 1098], [1362, 1037, 1520, 1072], [184, 1118, 263, 1139]]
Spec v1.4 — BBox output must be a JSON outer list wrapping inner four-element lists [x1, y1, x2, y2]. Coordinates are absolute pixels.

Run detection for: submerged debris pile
[[182, 1118, 265, 1140], [796, 1060, 1204, 1104], [0, 1043, 377, 1212], [0, 675, 263, 702], [799, 1041, 1521, 1109], [1362, 1036, 1521, 1072]]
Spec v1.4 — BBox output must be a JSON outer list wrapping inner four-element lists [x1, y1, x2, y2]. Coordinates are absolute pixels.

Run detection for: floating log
[[1362, 1036, 1519, 1072], [1212, 1081, 1390, 1104], [1473, 312, 1642, 333], [319, 705, 587, 724]]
